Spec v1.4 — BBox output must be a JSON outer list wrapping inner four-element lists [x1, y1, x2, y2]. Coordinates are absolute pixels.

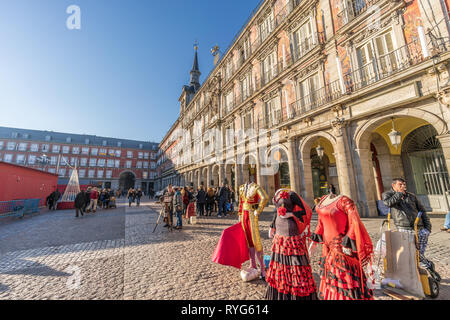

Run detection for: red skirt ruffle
[[318, 249, 373, 300], [265, 234, 317, 300]]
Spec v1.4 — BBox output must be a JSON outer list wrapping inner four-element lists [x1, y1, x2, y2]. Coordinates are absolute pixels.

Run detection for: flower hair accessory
[[280, 191, 289, 200], [277, 206, 287, 217]]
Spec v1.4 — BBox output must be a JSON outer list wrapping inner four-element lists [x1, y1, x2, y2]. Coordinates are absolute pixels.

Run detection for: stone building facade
[[157, 0, 450, 217]]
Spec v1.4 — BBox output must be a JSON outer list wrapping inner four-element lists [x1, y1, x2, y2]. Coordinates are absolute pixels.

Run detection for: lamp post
[[388, 118, 402, 150], [316, 144, 325, 160]]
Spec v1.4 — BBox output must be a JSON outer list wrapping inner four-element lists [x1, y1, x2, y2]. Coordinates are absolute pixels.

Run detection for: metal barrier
[[0, 199, 40, 218]]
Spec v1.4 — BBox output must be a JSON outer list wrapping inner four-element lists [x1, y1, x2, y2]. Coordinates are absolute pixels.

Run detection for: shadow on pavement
[[3, 261, 71, 277]]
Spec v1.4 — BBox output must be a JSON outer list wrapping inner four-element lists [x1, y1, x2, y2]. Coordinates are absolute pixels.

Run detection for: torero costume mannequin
[[238, 181, 269, 280]]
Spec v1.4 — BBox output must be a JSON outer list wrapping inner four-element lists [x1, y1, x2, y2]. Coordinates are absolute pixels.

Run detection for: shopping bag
[[384, 230, 425, 298]]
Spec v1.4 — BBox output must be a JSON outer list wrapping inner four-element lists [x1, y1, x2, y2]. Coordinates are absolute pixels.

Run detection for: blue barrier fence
[[0, 199, 40, 218]]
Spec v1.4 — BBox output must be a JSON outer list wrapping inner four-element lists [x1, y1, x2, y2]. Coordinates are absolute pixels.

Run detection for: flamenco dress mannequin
[[238, 180, 269, 280], [310, 186, 374, 300], [265, 189, 317, 300]]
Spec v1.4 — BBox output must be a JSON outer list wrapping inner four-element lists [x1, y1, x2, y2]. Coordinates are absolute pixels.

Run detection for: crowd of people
[[73, 187, 118, 218], [159, 183, 236, 230]]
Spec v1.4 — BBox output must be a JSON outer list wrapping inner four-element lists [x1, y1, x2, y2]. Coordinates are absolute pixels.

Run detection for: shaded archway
[[355, 112, 449, 214], [267, 146, 290, 195], [119, 171, 136, 191]]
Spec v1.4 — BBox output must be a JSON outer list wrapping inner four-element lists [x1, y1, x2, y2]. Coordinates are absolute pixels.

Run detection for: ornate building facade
[[156, 0, 450, 217]]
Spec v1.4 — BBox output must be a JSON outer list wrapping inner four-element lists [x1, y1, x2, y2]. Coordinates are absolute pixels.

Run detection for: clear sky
[[0, 0, 260, 143]]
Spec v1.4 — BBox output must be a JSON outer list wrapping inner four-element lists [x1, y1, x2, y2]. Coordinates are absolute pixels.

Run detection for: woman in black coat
[[75, 190, 86, 218]]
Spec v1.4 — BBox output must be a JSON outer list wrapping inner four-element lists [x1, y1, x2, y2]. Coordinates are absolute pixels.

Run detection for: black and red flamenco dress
[[311, 195, 374, 300], [265, 190, 317, 300]]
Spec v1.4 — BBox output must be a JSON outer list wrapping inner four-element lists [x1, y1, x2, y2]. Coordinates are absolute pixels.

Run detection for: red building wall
[[0, 162, 59, 206]]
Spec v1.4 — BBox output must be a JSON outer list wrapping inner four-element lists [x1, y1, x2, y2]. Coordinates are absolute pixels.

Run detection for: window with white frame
[[52, 145, 60, 153], [115, 150, 121, 157], [107, 159, 114, 168], [28, 155, 37, 165], [30, 144, 39, 152], [136, 161, 143, 169], [70, 157, 78, 167], [143, 172, 148, 179], [48, 168, 56, 174], [298, 73, 319, 110], [265, 95, 282, 126], [72, 147, 80, 154], [262, 52, 277, 84], [225, 91, 234, 112], [242, 110, 253, 130], [4, 154, 13, 162], [89, 158, 97, 167], [62, 146, 70, 154], [0, 141, 4, 150], [99, 148, 107, 156], [108, 149, 115, 157], [150, 162, 156, 169], [241, 74, 251, 100], [126, 160, 132, 168], [50, 156, 58, 165], [138, 152, 143, 159], [88, 170, 95, 178], [293, 19, 315, 59], [82, 147, 89, 155], [106, 170, 113, 179], [91, 148, 98, 156], [97, 159, 106, 167], [61, 156, 68, 166], [58, 168, 66, 177], [356, 28, 397, 82], [97, 170, 104, 178], [115, 160, 120, 168], [18, 143, 27, 151], [260, 11, 274, 42], [80, 158, 88, 166], [225, 60, 233, 81], [127, 151, 133, 158], [79, 169, 86, 178], [143, 162, 149, 169], [144, 152, 149, 159], [7, 142, 16, 150], [42, 144, 50, 152]]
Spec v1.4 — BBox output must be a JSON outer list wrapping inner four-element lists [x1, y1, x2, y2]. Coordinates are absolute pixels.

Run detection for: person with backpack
[[217, 183, 230, 218], [136, 188, 143, 207]]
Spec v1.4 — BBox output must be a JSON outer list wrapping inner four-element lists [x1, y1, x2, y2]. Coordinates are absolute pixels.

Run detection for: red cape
[[211, 223, 249, 269]]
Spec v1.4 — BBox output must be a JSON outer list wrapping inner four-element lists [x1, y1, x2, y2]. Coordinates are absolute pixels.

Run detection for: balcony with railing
[[255, 36, 450, 131], [336, 0, 382, 30], [292, 32, 324, 63]]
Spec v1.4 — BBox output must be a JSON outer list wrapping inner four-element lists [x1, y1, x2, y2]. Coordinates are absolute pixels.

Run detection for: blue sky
[[0, 0, 260, 143]]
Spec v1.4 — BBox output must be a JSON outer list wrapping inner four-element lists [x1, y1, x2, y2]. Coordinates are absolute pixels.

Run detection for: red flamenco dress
[[265, 190, 317, 300], [311, 195, 374, 300]]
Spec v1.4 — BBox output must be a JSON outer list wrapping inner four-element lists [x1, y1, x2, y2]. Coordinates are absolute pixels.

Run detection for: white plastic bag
[[240, 267, 260, 282], [375, 232, 386, 258], [190, 216, 197, 225]]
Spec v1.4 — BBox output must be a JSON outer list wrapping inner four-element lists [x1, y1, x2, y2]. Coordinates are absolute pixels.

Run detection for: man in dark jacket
[[196, 185, 207, 216], [75, 190, 86, 218], [382, 178, 433, 269], [217, 183, 230, 218]]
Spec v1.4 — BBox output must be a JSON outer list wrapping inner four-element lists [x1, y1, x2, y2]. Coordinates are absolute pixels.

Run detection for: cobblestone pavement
[[0, 199, 448, 300]]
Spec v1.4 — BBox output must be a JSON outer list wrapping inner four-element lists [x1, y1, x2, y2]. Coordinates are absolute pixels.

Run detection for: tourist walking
[[196, 185, 206, 217], [127, 188, 136, 207], [74, 190, 86, 218], [84, 187, 91, 212], [217, 183, 229, 218], [182, 187, 190, 216], [265, 189, 317, 300], [102, 189, 110, 209], [136, 188, 143, 207], [206, 187, 215, 216], [86, 187, 99, 213], [173, 187, 183, 230]]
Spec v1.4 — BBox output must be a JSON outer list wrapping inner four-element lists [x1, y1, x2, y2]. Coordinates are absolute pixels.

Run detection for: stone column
[[235, 163, 242, 194], [298, 145, 314, 205], [219, 164, 225, 186], [437, 133, 450, 212], [197, 169, 201, 189], [206, 165, 211, 189], [356, 148, 378, 217], [287, 137, 300, 194], [332, 119, 357, 201]]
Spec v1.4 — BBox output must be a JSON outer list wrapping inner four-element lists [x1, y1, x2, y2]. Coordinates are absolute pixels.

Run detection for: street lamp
[[316, 144, 325, 160], [388, 118, 402, 150]]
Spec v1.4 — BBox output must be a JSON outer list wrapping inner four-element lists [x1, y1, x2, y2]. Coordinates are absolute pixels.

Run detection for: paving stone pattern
[[0, 199, 448, 300]]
